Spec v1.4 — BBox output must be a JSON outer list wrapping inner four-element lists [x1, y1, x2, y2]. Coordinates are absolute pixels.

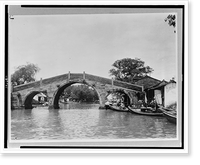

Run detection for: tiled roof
[[148, 80, 169, 90], [134, 76, 162, 90]]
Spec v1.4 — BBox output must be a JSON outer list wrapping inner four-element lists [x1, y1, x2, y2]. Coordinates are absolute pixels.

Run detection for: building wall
[[164, 82, 176, 107]]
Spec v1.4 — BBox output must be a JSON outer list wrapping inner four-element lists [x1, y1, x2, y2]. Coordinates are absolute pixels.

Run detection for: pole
[[83, 71, 85, 80], [68, 71, 70, 81]]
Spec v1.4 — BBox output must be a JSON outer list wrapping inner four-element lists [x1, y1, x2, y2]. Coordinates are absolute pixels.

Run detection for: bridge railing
[[13, 72, 143, 92], [13, 74, 66, 92], [70, 73, 85, 80], [85, 73, 143, 92], [85, 73, 112, 85], [13, 81, 41, 92]]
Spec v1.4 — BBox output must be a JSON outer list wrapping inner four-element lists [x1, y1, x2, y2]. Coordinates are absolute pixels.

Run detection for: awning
[[147, 80, 168, 90]]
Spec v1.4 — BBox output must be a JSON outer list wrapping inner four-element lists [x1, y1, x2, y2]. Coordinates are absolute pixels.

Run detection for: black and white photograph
[[3, 2, 188, 152]]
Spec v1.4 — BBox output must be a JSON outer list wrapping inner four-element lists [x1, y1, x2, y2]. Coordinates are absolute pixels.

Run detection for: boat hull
[[108, 105, 129, 112], [163, 113, 176, 124], [59, 101, 68, 104], [159, 108, 177, 124], [128, 106, 163, 116]]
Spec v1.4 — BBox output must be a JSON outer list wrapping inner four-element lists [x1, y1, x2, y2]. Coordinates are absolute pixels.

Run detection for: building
[[134, 76, 161, 90], [146, 79, 176, 107], [134, 76, 177, 107], [146, 80, 168, 105], [164, 80, 176, 107]]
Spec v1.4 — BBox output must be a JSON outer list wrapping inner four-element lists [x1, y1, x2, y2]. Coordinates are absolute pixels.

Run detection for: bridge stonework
[[11, 73, 143, 109]]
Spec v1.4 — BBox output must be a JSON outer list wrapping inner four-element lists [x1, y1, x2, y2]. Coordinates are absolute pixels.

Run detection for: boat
[[141, 107, 155, 112], [159, 107, 177, 124], [59, 100, 68, 104], [128, 106, 163, 116], [108, 104, 129, 112], [162, 110, 176, 124]]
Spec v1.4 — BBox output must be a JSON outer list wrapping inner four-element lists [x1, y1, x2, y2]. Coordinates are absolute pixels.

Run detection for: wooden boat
[[59, 100, 68, 104], [159, 107, 177, 124], [108, 104, 129, 112], [141, 107, 155, 112], [128, 106, 163, 116]]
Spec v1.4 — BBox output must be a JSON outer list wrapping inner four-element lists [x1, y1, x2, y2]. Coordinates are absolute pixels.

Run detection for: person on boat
[[105, 101, 112, 110], [150, 98, 160, 113], [117, 99, 122, 107], [120, 102, 126, 109], [138, 100, 143, 108], [42, 102, 49, 106]]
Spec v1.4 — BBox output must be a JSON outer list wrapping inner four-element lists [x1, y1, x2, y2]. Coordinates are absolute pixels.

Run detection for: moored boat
[[128, 106, 163, 116], [108, 104, 129, 112], [141, 107, 155, 112], [59, 100, 68, 104], [159, 107, 177, 124]]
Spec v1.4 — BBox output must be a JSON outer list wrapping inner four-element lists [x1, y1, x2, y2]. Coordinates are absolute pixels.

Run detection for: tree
[[165, 14, 176, 33], [109, 58, 153, 83], [61, 84, 99, 103], [11, 63, 40, 86]]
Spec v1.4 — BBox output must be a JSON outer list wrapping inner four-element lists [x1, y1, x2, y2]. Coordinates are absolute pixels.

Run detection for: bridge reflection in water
[[11, 103, 176, 140]]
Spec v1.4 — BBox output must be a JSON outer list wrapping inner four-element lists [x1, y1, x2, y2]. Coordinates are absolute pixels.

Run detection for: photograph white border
[[0, 1, 188, 154]]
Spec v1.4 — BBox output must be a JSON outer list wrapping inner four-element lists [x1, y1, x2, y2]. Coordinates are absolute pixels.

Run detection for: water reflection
[[11, 103, 176, 140]]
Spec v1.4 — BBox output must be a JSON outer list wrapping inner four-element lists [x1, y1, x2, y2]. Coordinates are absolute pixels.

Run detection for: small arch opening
[[24, 91, 48, 109], [105, 89, 131, 108]]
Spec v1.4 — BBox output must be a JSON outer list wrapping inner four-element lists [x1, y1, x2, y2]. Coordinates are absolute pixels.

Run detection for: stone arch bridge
[[11, 72, 143, 109]]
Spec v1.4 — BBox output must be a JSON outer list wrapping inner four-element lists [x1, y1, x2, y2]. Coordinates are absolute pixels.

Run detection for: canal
[[11, 103, 176, 140]]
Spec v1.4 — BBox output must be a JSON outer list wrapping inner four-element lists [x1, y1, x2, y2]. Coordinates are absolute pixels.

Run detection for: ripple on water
[[11, 104, 177, 140]]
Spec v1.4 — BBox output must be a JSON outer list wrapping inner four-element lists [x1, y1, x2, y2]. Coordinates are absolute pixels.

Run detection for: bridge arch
[[106, 89, 132, 106], [24, 90, 47, 109], [52, 80, 102, 109]]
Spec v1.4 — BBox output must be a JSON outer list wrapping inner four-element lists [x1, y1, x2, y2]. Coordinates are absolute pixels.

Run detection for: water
[[11, 103, 176, 140]]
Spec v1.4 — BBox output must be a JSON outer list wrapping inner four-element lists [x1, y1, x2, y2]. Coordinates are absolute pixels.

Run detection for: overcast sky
[[9, 12, 176, 81]]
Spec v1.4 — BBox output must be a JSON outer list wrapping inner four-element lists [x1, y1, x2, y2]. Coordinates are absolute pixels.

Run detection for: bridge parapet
[[13, 72, 143, 92], [85, 73, 143, 92], [13, 81, 41, 92], [85, 74, 112, 85]]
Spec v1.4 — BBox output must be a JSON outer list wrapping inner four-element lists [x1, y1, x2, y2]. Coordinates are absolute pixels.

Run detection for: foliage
[[11, 63, 40, 86], [109, 58, 153, 83], [60, 84, 99, 103], [165, 14, 176, 33]]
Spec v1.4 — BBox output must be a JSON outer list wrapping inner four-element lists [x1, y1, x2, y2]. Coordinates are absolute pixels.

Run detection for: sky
[[9, 12, 177, 81]]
